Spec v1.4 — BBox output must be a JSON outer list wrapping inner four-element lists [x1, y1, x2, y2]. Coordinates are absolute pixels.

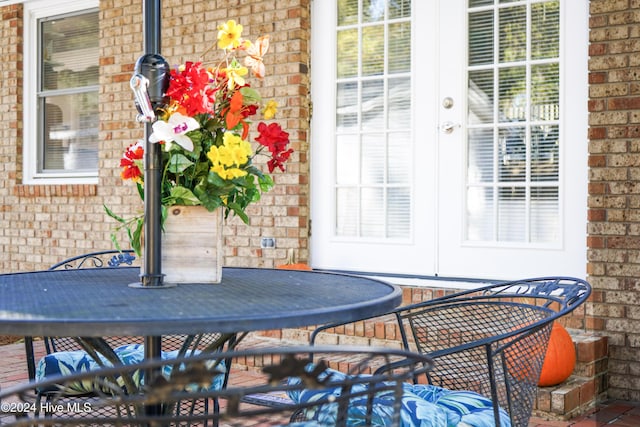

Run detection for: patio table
[[0, 266, 401, 340]]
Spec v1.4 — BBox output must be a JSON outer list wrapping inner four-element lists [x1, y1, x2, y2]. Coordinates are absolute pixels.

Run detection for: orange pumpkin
[[538, 322, 576, 387], [277, 249, 312, 271], [277, 263, 312, 271]]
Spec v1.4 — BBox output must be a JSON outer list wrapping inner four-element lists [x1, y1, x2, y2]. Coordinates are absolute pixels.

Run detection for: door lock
[[440, 121, 461, 134], [442, 97, 454, 109]]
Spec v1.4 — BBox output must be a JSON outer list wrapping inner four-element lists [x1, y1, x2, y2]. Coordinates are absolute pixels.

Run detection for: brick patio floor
[[1, 339, 639, 426]]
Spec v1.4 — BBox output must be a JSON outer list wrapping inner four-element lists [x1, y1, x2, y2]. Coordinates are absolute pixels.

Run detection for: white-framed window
[[23, 0, 99, 184]]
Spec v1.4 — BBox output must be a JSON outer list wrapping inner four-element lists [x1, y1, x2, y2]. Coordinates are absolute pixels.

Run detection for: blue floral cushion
[[36, 344, 226, 395], [288, 369, 511, 427]]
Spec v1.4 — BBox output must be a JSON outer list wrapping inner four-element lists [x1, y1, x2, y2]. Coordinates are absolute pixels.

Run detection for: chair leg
[[24, 337, 36, 381]]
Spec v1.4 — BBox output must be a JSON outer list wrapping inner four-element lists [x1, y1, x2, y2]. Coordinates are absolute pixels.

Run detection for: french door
[[310, 0, 588, 280]]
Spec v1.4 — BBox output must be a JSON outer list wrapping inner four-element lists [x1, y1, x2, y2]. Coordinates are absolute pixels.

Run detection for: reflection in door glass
[[335, 0, 412, 239], [466, 0, 560, 244]]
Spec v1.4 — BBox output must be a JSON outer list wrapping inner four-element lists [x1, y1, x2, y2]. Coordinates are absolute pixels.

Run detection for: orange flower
[[224, 91, 249, 139]]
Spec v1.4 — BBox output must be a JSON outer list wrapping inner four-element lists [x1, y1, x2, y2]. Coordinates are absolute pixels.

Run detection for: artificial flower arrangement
[[106, 20, 293, 255]]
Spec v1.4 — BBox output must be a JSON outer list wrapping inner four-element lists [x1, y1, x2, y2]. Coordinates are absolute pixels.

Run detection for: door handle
[[440, 121, 461, 134]]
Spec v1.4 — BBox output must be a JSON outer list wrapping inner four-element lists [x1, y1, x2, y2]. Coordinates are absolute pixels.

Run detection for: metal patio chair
[[310, 276, 592, 427], [22, 250, 236, 423], [0, 346, 433, 426]]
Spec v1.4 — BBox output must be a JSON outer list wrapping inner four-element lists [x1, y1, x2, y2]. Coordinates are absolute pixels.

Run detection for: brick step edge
[[532, 331, 608, 421], [236, 332, 608, 420], [249, 327, 609, 376], [533, 375, 607, 421]]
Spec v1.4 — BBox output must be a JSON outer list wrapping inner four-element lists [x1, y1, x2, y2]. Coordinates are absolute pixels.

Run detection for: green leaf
[[258, 174, 274, 192], [131, 218, 144, 256], [103, 204, 127, 224], [109, 233, 123, 252], [168, 186, 201, 206], [199, 194, 224, 212], [240, 87, 262, 104], [166, 153, 195, 174], [227, 202, 249, 224], [136, 182, 144, 200]]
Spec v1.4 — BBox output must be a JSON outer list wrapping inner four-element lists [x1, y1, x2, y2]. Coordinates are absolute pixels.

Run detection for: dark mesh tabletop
[[0, 267, 401, 336]]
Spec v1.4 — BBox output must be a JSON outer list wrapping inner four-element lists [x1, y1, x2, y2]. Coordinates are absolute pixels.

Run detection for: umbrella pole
[[142, 0, 163, 288]]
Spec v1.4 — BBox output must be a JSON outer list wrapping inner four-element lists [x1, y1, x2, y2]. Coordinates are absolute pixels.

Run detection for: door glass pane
[[499, 66, 526, 122], [466, 0, 560, 245], [531, 187, 559, 242], [498, 187, 525, 241], [337, 82, 358, 130], [361, 133, 386, 184], [469, 69, 494, 124], [336, 187, 359, 236], [335, 0, 412, 240], [466, 186, 494, 241], [532, 2, 559, 60], [499, 5, 526, 63], [337, 29, 359, 78], [469, 10, 494, 66], [389, 0, 411, 19], [388, 21, 411, 73], [338, 0, 359, 26], [468, 128, 494, 183], [388, 187, 410, 238], [388, 78, 411, 129], [364, 0, 384, 22], [532, 63, 559, 121], [388, 132, 411, 184], [470, 0, 493, 7], [499, 126, 526, 182], [361, 187, 385, 237], [532, 124, 559, 181], [362, 25, 384, 76], [336, 135, 359, 185], [362, 80, 384, 128]]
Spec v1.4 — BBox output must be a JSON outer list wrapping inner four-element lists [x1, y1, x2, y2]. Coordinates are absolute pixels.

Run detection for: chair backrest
[[47, 250, 137, 270], [396, 276, 591, 427], [1, 346, 433, 427]]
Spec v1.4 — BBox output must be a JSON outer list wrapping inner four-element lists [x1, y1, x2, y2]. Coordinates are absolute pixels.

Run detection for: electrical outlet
[[260, 237, 276, 249]]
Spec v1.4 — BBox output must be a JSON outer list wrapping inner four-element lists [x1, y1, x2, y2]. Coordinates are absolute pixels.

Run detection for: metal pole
[[141, 0, 165, 288], [141, 1, 164, 419]]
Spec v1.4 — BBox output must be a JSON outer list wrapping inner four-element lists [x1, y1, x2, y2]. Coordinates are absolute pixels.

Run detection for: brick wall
[[588, 0, 640, 400], [0, 0, 311, 273]]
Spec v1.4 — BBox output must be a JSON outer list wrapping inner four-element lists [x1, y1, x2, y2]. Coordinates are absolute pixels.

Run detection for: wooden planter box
[[142, 206, 223, 284]]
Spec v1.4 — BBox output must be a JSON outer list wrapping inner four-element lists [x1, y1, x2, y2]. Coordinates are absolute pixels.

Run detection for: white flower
[[149, 112, 199, 151]]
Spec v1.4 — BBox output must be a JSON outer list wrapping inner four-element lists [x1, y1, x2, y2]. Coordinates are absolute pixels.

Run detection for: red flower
[[120, 142, 144, 182], [166, 62, 216, 116], [256, 122, 293, 172]]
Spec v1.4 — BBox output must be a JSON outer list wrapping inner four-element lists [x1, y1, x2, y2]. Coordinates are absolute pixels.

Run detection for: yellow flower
[[207, 145, 220, 165], [217, 20, 243, 50], [224, 133, 252, 163], [223, 60, 248, 90], [217, 145, 234, 167], [207, 132, 253, 180], [263, 100, 278, 120], [224, 167, 248, 179]]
